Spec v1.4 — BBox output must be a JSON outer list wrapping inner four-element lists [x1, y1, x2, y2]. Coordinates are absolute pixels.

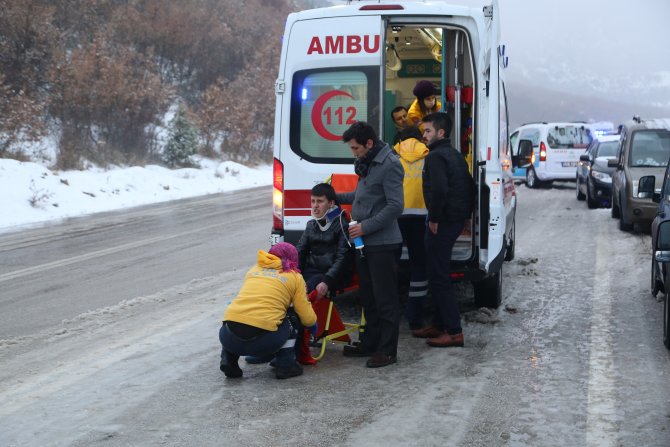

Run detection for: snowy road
[[1, 183, 669, 446]]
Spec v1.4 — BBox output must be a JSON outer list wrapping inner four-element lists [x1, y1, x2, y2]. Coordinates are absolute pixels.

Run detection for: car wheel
[[526, 168, 538, 189], [576, 177, 585, 200], [618, 195, 634, 231], [586, 180, 598, 209], [473, 266, 502, 309], [652, 256, 661, 297], [504, 218, 515, 262], [664, 290, 670, 349], [611, 193, 620, 218]]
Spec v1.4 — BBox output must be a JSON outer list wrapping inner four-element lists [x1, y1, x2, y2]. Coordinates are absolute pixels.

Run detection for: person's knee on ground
[[274, 320, 303, 379]]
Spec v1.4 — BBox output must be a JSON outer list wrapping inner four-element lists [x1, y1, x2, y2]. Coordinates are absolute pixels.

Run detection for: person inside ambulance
[[407, 80, 442, 131], [393, 125, 430, 332], [391, 105, 410, 145]]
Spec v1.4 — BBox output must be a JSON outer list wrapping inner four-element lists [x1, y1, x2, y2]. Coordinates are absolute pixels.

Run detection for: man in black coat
[[296, 183, 353, 299], [415, 112, 475, 347]]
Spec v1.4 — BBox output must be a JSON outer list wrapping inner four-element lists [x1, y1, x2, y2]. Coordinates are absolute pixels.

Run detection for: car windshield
[[629, 129, 670, 167], [546, 125, 592, 149], [596, 141, 618, 157]]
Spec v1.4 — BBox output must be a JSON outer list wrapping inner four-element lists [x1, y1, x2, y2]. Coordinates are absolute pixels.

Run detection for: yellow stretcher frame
[[309, 299, 365, 362]]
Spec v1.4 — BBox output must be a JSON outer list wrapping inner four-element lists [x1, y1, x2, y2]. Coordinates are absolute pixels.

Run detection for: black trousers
[[425, 221, 464, 335], [355, 245, 401, 356]]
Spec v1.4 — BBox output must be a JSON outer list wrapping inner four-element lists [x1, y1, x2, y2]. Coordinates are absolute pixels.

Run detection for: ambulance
[[270, 0, 516, 308]]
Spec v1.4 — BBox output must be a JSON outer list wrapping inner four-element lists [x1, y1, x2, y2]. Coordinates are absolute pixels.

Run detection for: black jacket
[[422, 138, 475, 223], [296, 209, 353, 290]]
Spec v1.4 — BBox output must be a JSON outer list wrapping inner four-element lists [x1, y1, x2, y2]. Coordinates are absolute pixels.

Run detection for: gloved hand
[[307, 323, 318, 337]]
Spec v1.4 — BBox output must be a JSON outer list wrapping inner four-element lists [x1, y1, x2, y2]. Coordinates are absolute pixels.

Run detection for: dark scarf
[[354, 142, 383, 178]]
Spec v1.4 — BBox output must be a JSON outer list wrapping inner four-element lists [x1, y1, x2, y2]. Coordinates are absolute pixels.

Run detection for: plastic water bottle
[[349, 220, 365, 256]]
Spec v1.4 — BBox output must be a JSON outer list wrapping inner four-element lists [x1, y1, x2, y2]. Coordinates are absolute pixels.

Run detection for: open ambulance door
[[479, 0, 505, 278]]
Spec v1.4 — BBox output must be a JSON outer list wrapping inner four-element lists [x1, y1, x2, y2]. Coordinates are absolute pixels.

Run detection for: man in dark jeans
[[338, 121, 404, 368], [415, 112, 475, 347]]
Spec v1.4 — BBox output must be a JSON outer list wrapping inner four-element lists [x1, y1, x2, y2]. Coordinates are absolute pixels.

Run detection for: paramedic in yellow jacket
[[219, 242, 317, 380], [407, 80, 442, 131], [393, 126, 431, 332]]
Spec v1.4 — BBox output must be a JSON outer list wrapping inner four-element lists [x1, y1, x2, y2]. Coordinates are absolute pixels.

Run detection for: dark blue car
[[575, 134, 619, 208]]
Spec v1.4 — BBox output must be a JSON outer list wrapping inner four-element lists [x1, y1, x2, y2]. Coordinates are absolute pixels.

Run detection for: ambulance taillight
[[272, 158, 284, 231]]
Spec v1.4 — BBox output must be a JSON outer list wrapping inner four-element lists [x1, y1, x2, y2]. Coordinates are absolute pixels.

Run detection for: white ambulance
[[270, 0, 516, 308]]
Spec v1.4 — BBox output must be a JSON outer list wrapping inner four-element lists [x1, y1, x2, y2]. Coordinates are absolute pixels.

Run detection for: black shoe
[[342, 344, 373, 357], [366, 354, 397, 368], [220, 359, 243, 378], [275, 362, 303, 379]]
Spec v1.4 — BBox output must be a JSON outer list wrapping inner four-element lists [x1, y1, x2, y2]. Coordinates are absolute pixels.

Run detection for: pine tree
[[164, 105, 199, 167]]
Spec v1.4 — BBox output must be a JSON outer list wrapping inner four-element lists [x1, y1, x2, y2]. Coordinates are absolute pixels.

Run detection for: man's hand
[[429, 221, 439, 235], [316, 282, 329, 299], [348, 222, 364, 238]]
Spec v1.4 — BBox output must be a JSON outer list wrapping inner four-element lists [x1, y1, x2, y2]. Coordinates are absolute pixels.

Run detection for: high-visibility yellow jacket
[[407, 98, 442, 131], [394, 137, 429, 215], [223, 250, 316, 331]]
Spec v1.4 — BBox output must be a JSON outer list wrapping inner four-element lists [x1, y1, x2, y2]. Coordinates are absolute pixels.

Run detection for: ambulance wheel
[[473, 267, 502, 309], [504, 219, 515, 262]]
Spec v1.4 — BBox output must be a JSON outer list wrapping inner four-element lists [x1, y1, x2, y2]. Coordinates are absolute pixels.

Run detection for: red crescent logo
[[311, 90, 354, 141]]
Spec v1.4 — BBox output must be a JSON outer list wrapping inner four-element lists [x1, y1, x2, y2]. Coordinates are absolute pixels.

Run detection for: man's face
[[392, 109, 409, 129], [422, 122, 444, 146], [311, 195, 334, 218], [347, 138, 373, 159]]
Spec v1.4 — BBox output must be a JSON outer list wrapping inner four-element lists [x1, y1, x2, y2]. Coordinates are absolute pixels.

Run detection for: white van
[[270, 0, 516, 308], [510, 121, 614, 187]]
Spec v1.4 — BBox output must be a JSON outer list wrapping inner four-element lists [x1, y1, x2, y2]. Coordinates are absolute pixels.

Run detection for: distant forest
[[0, 0, 325, 168]]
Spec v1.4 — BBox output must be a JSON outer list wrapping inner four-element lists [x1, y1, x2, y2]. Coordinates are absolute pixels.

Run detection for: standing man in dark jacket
[[338, 121, 404, 368], [297, 183, 353, 298], [416, 112, 475, 347]]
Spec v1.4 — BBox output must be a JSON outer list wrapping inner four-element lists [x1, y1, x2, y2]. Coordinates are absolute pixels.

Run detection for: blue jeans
[[425, 221, 463, 335], [219, 318, 297, 369]]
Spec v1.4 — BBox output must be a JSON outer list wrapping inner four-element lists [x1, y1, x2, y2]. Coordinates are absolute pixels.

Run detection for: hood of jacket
[[394, 138, 429, 163], [256, 250, 282, 270]]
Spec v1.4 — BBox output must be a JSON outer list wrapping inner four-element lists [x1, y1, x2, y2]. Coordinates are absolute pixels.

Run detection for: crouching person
[[219, 242, 317, 379]]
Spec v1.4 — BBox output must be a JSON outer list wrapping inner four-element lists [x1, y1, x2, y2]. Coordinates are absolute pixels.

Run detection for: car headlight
[[590, 170, 611, 183]]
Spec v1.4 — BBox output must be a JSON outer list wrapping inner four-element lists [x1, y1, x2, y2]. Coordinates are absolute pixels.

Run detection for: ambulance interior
[[383, 24, 475, 260]]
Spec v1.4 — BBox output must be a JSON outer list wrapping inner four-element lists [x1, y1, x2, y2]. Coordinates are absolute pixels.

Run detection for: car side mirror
[[579, 154, 590, 162], [607, 158, 619, 168], [656, 221, 670, 262], [638, 175, 655, 199], [517, 139, 533, 168]]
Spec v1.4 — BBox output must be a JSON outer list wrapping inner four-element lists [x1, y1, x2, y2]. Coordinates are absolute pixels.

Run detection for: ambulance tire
[[525, 168, 539, 189], [504, 219, 515, 262], [473, 267, 502, 309]]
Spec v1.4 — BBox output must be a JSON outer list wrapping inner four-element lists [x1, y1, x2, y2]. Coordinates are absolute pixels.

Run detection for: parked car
[[575, 134, 619, 208], [510, 121, 613, 188], [609, 118, 670, 231]]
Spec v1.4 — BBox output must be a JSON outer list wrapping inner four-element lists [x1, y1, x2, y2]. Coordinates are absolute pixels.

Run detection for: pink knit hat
[[413, 80, 436, 100], [269, 242, 301, 273]]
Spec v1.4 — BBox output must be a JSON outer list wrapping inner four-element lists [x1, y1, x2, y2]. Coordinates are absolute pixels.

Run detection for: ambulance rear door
[[480, 0, 507, 274], [277, 12, 384, 240]]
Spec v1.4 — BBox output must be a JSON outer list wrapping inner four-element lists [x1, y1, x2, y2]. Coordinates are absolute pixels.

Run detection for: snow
[[0, 156, 272, 233]]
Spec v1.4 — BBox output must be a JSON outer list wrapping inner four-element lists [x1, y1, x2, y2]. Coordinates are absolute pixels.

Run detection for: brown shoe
[[412, 326, 443, 338], [427, 332, 464, 348]]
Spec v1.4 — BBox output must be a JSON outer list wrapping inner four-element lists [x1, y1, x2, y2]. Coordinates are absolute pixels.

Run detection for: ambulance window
[[520, 129, 540, 146], [290, 67, 380, 163]]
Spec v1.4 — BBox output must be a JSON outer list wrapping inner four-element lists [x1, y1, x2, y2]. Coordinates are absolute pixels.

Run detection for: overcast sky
[[331, 0, 670, 107]]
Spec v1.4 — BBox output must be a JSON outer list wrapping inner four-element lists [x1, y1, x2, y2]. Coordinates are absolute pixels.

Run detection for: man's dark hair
[[397, 125, 423, 142], [391, 106, 407, 117], [311, 183, 337, 202], [342, 121, 379, 146], [422, 112, 452, 137]]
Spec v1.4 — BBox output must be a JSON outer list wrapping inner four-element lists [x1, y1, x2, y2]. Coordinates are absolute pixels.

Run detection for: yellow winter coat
[[222, 250, 316, 331], [407, 98, 442, 131], [394, 138, 429, 215]]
